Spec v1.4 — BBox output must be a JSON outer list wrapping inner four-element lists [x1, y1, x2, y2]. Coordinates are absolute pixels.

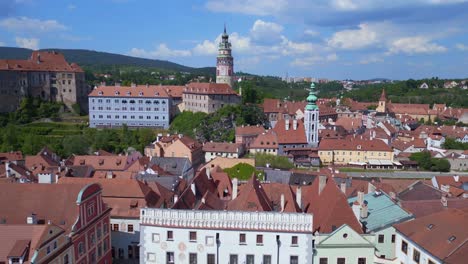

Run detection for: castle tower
[[304, 82, 319, 147], [376, 89, 387, 113], [216, 25, 234, 87]]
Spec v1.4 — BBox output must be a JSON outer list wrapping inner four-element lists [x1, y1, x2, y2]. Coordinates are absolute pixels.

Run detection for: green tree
[[62, 135, 91, 156]]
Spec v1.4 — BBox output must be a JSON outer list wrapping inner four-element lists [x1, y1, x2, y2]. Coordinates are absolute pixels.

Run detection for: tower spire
[[304, 82, 319, 147], [224, 23, 226, 34]]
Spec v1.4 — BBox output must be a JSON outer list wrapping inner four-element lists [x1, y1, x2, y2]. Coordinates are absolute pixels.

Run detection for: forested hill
[[0, 47, 215, 75]]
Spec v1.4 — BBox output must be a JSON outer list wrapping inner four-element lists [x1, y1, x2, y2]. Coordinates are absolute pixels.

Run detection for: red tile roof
[[0, 51, 83, 72], [163, 86, 185, 98], [394, 208, 468, 263], [334, 116, 362, 131], [272, 119, 307, 144], [89, 85, 171, 98], [0, 225, 48, 263], [301, 174, 363, 233], [0, 151, 23, 162], [250, 130, 278, 149], [388, 103, 430, 115], [0, 183, 95, 232], [235, 125, 265, 136], [319, 138, 392, 152], [228, 175, 272, 212], [203, 142, 242, 153], [184, 82, 238, 95]]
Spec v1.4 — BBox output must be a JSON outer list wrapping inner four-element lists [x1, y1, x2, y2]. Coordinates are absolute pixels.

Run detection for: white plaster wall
[[140, 225, 313, 264]]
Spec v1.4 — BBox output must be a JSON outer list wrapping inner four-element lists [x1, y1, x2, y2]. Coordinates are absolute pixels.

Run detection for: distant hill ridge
[[0, 47, 215, 75]]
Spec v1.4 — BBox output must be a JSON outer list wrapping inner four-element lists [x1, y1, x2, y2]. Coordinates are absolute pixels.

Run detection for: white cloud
[[332, 0, 358, 10], [359, 55, 384, 64], [304, 29, 320, 37], [250, 20, 283, 43], [0, 41, 5, 46], [68, 4, 76, 10], [328, 23, 378, 50], [205, 0, 287, 16], [15, 37, 39, 49], [456, 43, 468, 51], [0, 17, 67, 33], [387, 36, 447, 54], [193, 40, 218, 56], [290, 53, 338, 67], [129, 44, 191, 59]]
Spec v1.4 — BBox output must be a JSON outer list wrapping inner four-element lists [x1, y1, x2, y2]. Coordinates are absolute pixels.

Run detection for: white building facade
[[110, 217, 141, 260], [395, 231, 442, 264], [88, 84, 172, 128], [139, 208, 314, 264]]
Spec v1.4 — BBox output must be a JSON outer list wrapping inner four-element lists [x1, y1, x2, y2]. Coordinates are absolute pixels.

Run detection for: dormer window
[[155, 92, 159, 96], [114, 91, 120, 95], [126, 91, 131, 96], [98, 91, 103, 96], [357, 145, 362, 150], [139, 91, 143, 96]]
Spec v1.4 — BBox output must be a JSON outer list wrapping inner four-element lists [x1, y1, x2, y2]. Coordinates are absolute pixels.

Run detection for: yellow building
[[319, 138, 394, 168]]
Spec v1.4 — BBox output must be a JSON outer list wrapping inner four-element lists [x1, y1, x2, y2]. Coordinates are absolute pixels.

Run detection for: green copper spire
[[306, 82, 318, 110]]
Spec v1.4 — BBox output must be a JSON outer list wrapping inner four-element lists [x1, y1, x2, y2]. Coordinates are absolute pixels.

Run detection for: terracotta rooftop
[[272, 119, 307, 144], [58, 177, 172, 218], [163, 85, 185, 98], [0, 51, 83, 72], [319, 138, 392, 152], [184, 82, 238, 95], [334, 116, 362, 131], [250, 130, 278, 149], [203, 142, 242, 153], [401, 199, 468, 218], [0, 225, 49, 263], [0, 151, 23, 162], [388, 103, 430, 115], [89, 85, 171, 98], [394, 208, 468, 263], [228, 175, 273, 212], [235, 125, 265, 136], [0, 183, 97, 232]]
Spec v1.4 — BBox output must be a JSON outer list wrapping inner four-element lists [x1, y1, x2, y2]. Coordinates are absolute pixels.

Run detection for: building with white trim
[[88, 84, 173, 128], [139, 208, 314, 264]]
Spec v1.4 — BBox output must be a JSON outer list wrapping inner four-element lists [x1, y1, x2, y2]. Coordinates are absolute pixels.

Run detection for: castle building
[[182, 82, 240, 114], [88, 84, 173, 128], [304, 82, 320, 147], [216, 25, 234, 88], [0, 51, 89, 112]]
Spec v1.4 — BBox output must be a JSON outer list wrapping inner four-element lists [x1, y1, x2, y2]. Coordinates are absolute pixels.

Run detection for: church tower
[[376, 89, 387, 113], [304, 82, 319, 147], [216, 25, 234, 87]]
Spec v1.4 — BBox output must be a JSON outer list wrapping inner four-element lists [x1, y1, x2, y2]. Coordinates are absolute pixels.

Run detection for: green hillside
[[0, 47, 215, 75]]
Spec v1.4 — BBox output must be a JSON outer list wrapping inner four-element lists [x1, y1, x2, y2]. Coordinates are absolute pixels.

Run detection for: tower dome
[[306, 82, 318, 110]]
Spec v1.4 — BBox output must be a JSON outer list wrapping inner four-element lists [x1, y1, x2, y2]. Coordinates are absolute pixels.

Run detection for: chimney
[[27, 213, 37, 224], [454, 175, 460, 182], [360, 203, 368, 219], [318, 175, 327, 195], [296, 186, 302, 210], [357, 191, 365, 205], [340, 182, 346, 194], [367, 182, 376, 194], [352, 201, 361, 223], [191, 183, 196, 196], [285, 119, 290, 131], [441, 196, 448, 207], [106, 171, 113, 179], [5, 161, 10, 178], [280, 194, 285, 212], [174, 194, 179, 203], [293, 119, 298, 130], [206, 168, 211, 180], [232, 178, 238, 199]]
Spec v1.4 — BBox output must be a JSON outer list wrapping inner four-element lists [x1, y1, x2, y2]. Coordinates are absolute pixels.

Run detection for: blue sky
[[1, 0, 468, 80]]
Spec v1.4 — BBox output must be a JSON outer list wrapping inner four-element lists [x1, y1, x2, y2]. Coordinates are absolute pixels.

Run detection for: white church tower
[[304, 82, 319, 147]]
